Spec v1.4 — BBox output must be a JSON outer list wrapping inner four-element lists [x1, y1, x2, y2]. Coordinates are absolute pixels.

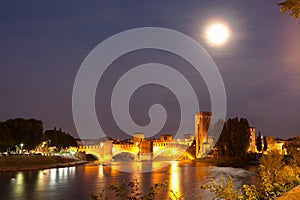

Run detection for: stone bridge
[[77, 140, 194, 161]]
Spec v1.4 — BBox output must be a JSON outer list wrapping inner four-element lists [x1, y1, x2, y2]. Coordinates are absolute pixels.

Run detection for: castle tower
[[133, 133, 144, 145], [195, 112, 212, 158]]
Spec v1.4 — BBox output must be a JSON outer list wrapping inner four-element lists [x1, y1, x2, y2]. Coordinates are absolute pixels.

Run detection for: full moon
[[206, 23, 230, 46]]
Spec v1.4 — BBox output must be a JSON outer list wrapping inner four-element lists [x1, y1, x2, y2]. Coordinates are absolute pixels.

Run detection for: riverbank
[[196, 157, 259, 168], [0, 155, 88, 172]]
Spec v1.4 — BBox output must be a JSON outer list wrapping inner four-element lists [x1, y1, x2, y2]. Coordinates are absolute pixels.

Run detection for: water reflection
[[169, 162, 180, 195], [36, 170, 47, 192], [14, 172, 24, 197], [49, 167, 75, 186], [0, 162, 256, 200], [99, 164, 104, 177], [195, 162, 209, 181]]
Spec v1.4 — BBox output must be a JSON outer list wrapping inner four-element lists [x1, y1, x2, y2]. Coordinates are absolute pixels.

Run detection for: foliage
[[0, 118, 78, 151], [0, 122, 14, 151], [255, 132, 262, 153], [256, 151, 300, 199], [44, 127, 78, 148], [242, 185, 259, 200], [263, 137, 268, 152], [285, 136, 300, 165], [200, 176, 243, 200], [201, 151, 300, 200], [91, 179, 164, 200], [243, 151, 300, 199], [215, 118, 251, 159], [278, 0, 300, 19], [168, 190, 185, 200], [1, 118, 43, 150]]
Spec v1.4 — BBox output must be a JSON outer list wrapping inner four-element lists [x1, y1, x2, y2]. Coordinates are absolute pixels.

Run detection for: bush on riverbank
[[248, 151, 300, 199], [200, 176, 244, 199], [0, 155, 77, 171], [201, 150, 300, 200]]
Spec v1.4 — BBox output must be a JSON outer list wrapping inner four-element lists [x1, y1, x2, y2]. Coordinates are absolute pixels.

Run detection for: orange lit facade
[[195, 112, 212, 158]]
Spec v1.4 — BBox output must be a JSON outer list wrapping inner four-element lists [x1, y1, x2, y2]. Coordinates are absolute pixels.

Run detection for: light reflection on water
[[169, 162, 180, 196], [0, 161, 256, 200], [15, 172, 24, 196]]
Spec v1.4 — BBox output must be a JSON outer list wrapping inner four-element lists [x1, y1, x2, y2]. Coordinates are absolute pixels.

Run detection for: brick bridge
[[77, 139, 194, 162]]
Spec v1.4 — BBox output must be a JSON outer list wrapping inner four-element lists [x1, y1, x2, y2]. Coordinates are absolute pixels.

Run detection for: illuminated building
[[195, 112, 212, 158], [248, 127, 256, 153]]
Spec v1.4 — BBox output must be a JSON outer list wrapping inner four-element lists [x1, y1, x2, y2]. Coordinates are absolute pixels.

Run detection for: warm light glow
[[172, 149, 177, 154], [206, 23, 230, 46], [98, 164, 104, 177], [15, 172, 24, 195], [169, 162, 180, 195]]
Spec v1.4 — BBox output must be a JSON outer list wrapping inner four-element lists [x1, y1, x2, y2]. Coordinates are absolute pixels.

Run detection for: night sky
[[1, 1, 300, 139]]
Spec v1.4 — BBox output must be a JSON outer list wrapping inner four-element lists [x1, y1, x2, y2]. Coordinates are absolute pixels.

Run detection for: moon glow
[[206, 23, 230, 46]]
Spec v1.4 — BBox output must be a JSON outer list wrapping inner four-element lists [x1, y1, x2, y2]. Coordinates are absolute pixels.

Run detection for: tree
[[278, 0, 300, 19], [215, 118, 251, 159], [0, 122, 14, 152], [44, 128, 78, 148], [4, 118, 43, 150], [263, 136, 268, 152], [286, 136, 300, 165], [256, 131, 262, 153]]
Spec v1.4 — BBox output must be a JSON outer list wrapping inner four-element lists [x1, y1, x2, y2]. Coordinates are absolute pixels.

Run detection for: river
[[0, 161, 257, 200]]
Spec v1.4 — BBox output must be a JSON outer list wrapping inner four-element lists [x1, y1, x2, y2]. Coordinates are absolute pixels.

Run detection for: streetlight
[[20, 143, 24, 154]]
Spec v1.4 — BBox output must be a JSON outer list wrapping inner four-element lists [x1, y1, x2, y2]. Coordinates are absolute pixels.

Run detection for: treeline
[[0, 118, 77, 152], [45, 128, 78, 149], [214, 118, 251, 159]]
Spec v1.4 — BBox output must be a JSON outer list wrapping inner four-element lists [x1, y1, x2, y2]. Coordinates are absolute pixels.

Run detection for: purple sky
[[0, 1, 300, 139]]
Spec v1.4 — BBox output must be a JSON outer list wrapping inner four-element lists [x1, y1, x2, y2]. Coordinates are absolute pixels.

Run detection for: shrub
[[201, 151, 300, 200], [200, 176, 243, 200]]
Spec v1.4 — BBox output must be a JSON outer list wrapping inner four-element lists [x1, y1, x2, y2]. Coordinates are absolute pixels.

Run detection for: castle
[[195, 112, 212, 158], [194, 113, 260, 158]]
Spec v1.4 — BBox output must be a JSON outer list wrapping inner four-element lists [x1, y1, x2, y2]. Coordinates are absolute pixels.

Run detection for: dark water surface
[[0, 161, 257, 200]]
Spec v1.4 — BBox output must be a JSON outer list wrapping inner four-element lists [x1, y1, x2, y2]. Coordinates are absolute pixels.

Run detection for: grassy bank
[[0, 155, 87, 172]]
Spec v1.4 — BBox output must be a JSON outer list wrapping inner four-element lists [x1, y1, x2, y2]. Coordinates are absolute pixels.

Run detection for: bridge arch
[[153, 147, 194, 160], [86, 153, 99, 161], [112, 144, 139, 157], [112, 150, 137, 156], [77, 143, 113, 162], [112, 151, 139, 161]]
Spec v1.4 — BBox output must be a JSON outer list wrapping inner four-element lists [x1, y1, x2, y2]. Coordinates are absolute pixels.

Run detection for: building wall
[[195, 112, 212, 158], [248, 127, 256, 153], [133, 133, 144, 144], [264, 136, 287, 154]]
